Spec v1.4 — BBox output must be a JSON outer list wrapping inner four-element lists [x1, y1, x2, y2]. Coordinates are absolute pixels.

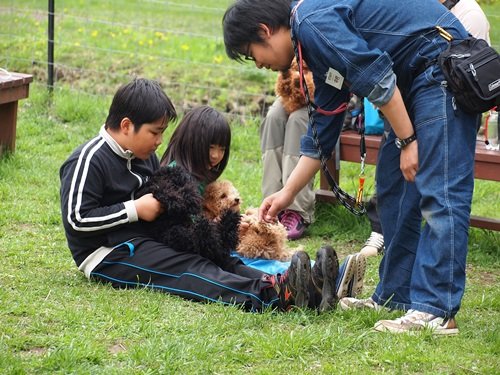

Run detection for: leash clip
[[436, 26, 453, 42]]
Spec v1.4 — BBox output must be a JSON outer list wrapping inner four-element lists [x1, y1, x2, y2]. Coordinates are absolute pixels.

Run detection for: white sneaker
[[336, 254, 356, 299], [339, 297, 381, 311], [360, 231, 384, 257], [373, 309, 459, 335], [348, 253, 366, 297]]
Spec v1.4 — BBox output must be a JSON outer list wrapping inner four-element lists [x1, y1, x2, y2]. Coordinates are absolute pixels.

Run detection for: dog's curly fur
[[136, 166, 240, 267], [239, 208, 292, 261], [275, 58, 315, 115], [203, 181, 292, 261]]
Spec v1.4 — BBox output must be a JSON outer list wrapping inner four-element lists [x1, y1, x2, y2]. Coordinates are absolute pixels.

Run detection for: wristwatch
[[395, 133, 417, 149]]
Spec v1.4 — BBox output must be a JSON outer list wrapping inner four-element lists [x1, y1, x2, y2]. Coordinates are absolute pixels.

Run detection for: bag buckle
[[436, 26, 453, 42], [469, 63, 477, 79]]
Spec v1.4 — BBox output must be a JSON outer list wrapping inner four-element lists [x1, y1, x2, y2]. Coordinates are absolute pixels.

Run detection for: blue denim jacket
[[291, 0, 469, 159]]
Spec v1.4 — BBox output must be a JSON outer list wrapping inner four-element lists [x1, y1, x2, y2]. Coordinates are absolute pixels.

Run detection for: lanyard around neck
[[291, 34, 366, 216]]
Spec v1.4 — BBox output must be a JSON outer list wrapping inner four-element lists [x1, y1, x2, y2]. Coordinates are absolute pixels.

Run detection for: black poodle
[[136, 165, 240, 267]]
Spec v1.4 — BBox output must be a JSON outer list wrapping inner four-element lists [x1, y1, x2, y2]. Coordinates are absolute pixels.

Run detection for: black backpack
[[438, 37, 500, 114]]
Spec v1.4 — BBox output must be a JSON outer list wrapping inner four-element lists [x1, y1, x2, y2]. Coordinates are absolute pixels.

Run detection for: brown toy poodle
[[275, 58, 315, 115], [203, 181, 293, 261]]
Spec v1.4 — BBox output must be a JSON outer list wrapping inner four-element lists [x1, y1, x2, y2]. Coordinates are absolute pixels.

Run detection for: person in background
[[443, 0, 490, 44], [261, 60, 315, 240], [442, 0, 493, 136]]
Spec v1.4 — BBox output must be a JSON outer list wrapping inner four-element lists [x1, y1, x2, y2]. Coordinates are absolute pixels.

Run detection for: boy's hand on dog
[[135, 193, 164, 222]]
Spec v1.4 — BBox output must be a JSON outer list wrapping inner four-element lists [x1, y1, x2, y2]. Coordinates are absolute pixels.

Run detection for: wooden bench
[[316, 130, 500, 231], [0, 72, 33, 157]]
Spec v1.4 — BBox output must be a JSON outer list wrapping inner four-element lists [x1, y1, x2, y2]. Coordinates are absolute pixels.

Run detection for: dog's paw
[[218, 209, 241, 251]]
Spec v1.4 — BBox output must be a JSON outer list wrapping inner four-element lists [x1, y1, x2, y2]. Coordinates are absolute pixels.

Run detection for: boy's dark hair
[[160, 106, 231, 184], [105, 78, 177, 131], [223, 0, 292, 61]]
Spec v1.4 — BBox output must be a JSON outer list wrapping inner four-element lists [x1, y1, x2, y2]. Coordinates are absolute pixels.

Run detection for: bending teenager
[[223, 0, 478, 334]]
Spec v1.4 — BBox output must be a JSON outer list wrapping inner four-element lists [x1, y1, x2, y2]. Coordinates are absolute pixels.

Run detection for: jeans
[[373, 63, 478, 318]]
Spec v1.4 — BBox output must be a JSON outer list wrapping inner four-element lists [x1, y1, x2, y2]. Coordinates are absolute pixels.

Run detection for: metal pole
[[48, 0, 54, 92]]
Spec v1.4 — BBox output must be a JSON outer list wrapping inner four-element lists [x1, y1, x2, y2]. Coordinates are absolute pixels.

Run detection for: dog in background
[[275, 57, 315, 115]]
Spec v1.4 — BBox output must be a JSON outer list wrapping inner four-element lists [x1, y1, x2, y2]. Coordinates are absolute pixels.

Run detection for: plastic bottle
[[486, 110, 499, 151]]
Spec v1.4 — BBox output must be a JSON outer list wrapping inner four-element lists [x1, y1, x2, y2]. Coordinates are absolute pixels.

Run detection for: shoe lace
[[364, 232, 384, 249], [280, 210, 302, 230], [345, 297, 372, 307], [397, 309, 434, 324], [358, 298, 376, 307]]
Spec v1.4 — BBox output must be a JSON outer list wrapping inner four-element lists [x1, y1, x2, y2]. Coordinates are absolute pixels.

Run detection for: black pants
[[90, 237, 280, 311]]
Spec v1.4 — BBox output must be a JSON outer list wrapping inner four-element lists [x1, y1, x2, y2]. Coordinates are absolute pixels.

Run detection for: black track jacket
[[60, 126, 159, 266]]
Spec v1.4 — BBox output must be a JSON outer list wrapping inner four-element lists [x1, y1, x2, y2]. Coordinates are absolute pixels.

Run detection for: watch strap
[[396, 133, 417, 149]]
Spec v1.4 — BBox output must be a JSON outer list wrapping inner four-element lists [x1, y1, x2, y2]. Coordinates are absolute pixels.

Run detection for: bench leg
[[0, 101, 18, 155]]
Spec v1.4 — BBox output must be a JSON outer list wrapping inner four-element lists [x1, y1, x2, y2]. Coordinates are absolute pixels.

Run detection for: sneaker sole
[[348, 253, 366, 297], [337, 255, 355, 299], [289, 251, 311, 308], [339, 297, 380, 311], [373, 321, 460, 335], [316, 246, 339, 312]]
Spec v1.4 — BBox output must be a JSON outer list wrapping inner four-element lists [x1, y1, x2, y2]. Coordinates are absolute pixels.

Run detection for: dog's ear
[[202, 183, 219, 218], [202, 200, 218, 220]]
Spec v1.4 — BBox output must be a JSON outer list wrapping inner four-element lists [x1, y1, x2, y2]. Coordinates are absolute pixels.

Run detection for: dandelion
[[213, 55, 223, 64], [148, 39, 153, 46], [91, 30, 98, 37], [181, 44, 189, 51]]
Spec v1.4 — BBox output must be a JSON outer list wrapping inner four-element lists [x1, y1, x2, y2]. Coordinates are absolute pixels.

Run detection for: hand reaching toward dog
[[258, 189, 294, 223]]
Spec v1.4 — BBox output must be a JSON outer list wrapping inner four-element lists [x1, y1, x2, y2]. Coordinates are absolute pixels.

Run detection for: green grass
[[1, 1, 499, 374]]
